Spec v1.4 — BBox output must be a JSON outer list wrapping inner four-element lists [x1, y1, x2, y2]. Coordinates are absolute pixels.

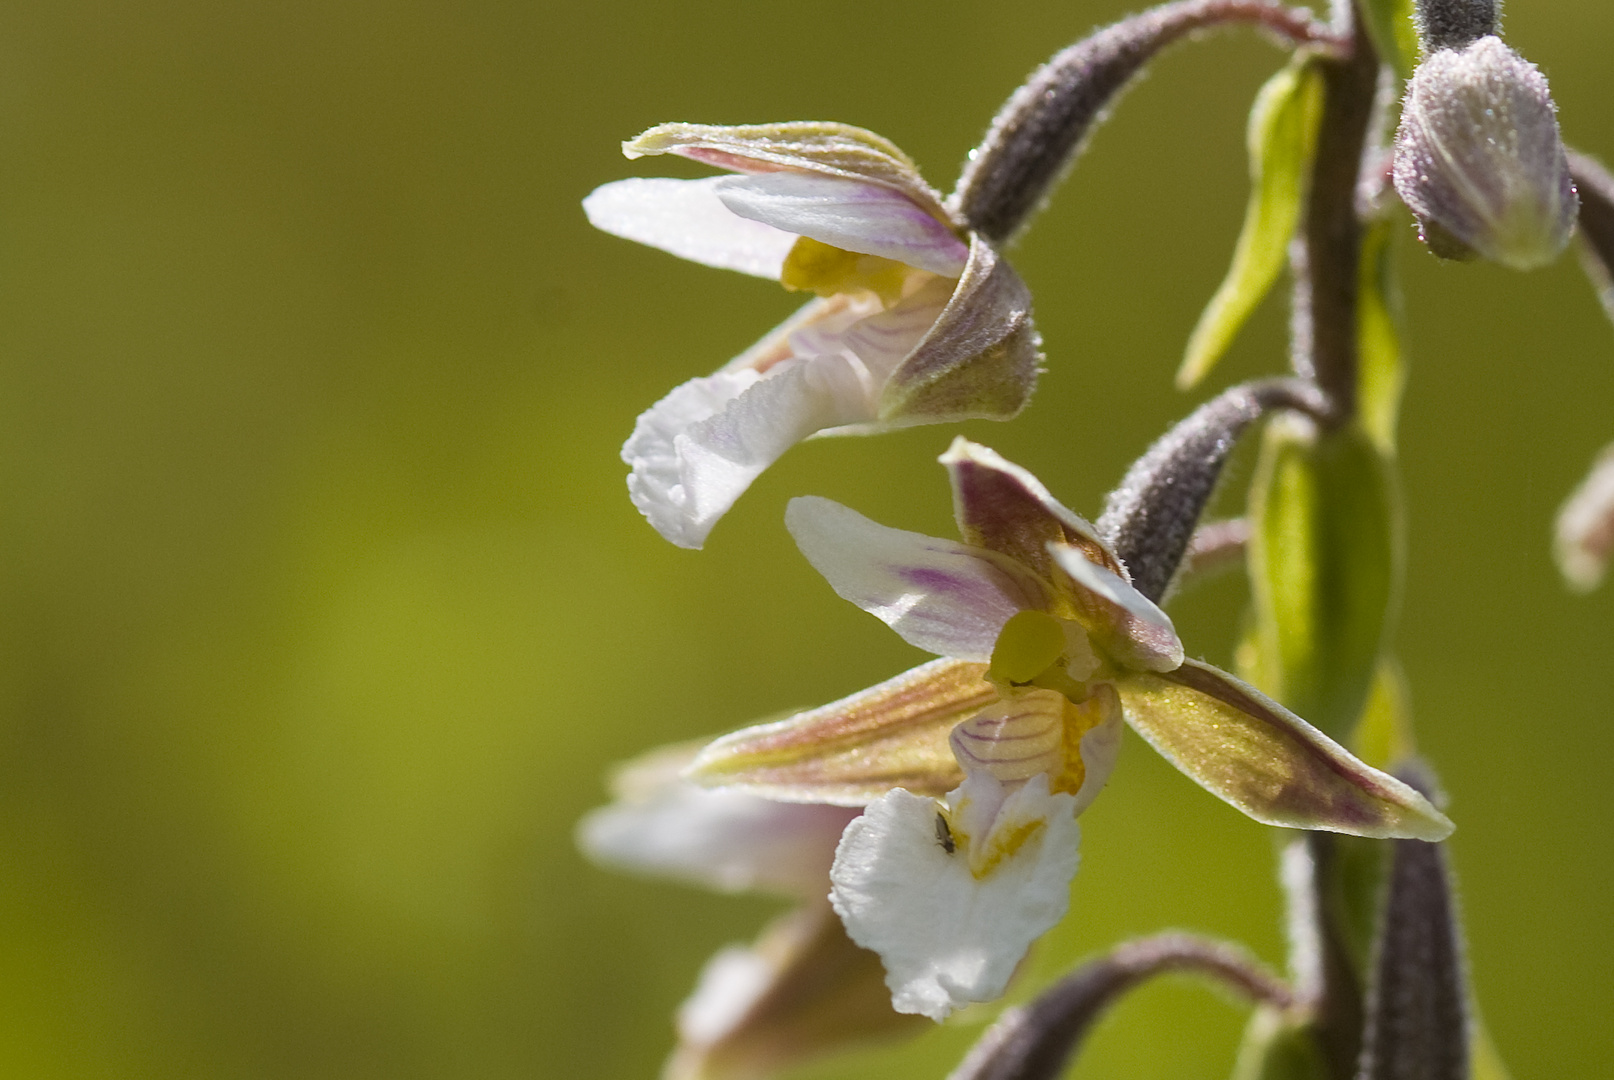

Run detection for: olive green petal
[[1116, 659, 1452, 840], [685, 658, 992, 805]]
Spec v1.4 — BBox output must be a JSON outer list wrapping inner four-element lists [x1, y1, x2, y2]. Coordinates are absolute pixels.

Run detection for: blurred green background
[[0, 1, 1608, 1077]]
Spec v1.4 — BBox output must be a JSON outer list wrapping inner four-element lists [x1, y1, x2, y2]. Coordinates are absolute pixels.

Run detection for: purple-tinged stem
[[953, 0, 1341, 243], [949, 933, 1294, 1080]]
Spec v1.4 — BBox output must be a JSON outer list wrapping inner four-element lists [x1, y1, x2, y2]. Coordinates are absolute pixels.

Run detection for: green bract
[[1178, 56, 1324, 390], [1244, 418, 1399, 741]]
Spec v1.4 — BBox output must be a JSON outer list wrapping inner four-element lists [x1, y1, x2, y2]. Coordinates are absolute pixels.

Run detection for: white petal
[[715, 172, 970, 277], [1047, 542, 1185, 672], [829, 775, 1080, 1021], [787, 283, 952, 389], [786, 496, 1052, 660], [577, 778, 857, 898], [677, 944, 775, 1046], [583, 177, 798, 279], [625, 359, 875, 548]]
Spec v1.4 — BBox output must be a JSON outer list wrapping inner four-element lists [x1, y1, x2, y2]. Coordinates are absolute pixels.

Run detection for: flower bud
[[1392, 36, 1577, 270]]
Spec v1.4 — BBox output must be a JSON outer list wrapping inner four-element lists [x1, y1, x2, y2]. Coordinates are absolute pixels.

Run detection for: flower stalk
[[576, 0, 1590, 1072], [953, 0, 1341, 243]]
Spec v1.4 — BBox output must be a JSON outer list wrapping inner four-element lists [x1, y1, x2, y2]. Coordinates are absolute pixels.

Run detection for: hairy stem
[[952, 0, 1341, 242], [1098, 376, 1332, 603], [949, 933, 1294, 1080], [1289, 2, 1380, 422]]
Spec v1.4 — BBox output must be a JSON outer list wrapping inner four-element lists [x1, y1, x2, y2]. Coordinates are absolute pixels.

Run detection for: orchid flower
[[583, 123, 1040, 548], [687, 439, 1452, 1021], [577, 742, 923, 1080]]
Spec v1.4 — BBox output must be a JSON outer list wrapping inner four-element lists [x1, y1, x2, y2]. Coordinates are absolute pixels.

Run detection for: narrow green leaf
[[1357, 0, 1420, 80], [1229, 1007, 1328, 1080], [1358, 219, 1406, 455], [1116, 660, 1452, 840], [1246, 416, 1400, 740], [1178, 58, 1323, 389]]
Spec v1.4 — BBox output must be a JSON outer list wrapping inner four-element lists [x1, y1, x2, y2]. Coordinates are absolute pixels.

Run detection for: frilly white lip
[[828, 772, 1080, 1021], [622, 279, 955, 549]]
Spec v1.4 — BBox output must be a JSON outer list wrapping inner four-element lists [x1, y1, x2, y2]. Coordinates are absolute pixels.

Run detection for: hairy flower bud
[[1392, 36, 1576, 270]]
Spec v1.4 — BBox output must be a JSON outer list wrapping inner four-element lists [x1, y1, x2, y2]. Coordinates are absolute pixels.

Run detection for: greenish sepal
[[1116, 659, 1452, 840], [877, 236, 1041, 424], [1470, 1014, 1513, 1080]]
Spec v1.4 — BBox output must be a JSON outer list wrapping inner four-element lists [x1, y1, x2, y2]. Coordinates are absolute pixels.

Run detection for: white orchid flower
[[584, 122, 1041, 548], [688, 439, 1453, 1020]]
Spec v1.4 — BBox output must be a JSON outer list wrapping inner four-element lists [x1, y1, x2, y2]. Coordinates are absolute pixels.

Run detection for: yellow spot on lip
[[989, 610, 1068, 686], [970, 817, 1046, 879], [779, 235, 916, 307]]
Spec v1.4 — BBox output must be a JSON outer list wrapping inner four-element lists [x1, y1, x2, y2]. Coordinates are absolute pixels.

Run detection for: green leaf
[[1358, 219, 1406, 455], [1357, 0, 1420, 80], [1245, 417, 1400, 740], [1116, 659, 1452, 840], [1178, 58, 1324, 389], [1229, 1008, 1328, 1080]]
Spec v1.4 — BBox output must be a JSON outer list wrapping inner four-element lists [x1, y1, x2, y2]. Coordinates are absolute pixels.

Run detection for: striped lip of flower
[[686, 439, 1452, 1020], [583, 122, 1041, 549]]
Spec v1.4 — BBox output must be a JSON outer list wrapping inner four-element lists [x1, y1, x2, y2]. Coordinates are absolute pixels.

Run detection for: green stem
[[1289, 1, 1380, 424]]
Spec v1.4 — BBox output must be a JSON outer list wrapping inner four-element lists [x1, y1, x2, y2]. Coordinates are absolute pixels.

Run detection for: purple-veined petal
[[686, 658, 992, 805], [1115, 659, 1454, 840], [813, 278, 954, 396], [625, 357, 876, 548], [577, 743, 859, 898], [667, 902, 923, 1080], [1048, 542, 1184, 672], [716, 173, 969, 277], [786, 496, 1053, 660], [583, 177, 798, 279], [941, 438, 1111, 582], [949, 690, 1067, 786], [829, 773, 1080, 1021]]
